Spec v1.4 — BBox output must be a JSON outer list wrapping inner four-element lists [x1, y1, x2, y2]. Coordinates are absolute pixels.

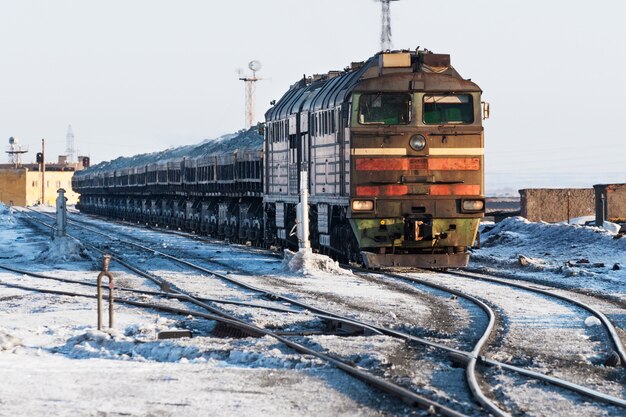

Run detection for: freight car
[[73, 49, 487, 268], [74, 130, 265, 243]]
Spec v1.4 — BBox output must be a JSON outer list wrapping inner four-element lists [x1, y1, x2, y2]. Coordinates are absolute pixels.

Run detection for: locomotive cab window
[[423, 94, 474, 125], [358, 93, 411, 125]]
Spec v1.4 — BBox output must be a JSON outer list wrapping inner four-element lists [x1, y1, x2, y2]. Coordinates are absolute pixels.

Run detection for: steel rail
[[0, 264, 299, 314], [4, 265, 626, 411], [70, 212, 281, 259], [479, 357, 626, 407], [17, 208, 483, 414], [8, 212, 383, 337], [447, 270, 626, 368], [359, 268, 510, 417], [0, 278, 470, 417], [0, 263, 382, 338], [24, 208, 505, 415], [22, 208, 387, 335], [51, 210, 472, 349], [346, 269, 626, 409], [18, 209, 626, 410], [16, 209, 263, 327], [73, 210, 626, 410], [462, 266, 626, 309]]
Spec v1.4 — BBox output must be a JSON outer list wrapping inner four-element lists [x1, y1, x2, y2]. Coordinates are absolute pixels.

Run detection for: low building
[[0, 156, 89, 206]]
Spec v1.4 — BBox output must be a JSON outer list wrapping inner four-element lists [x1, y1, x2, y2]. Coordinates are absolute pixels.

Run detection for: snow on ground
[[0, 330, 21, 350], [3, 204, 626, 416], [0, 205, 413, 417], [283, 249, 353, 276], [470, 216, 626, 360], [401, 217, 626, 414], [473, 216, 626, 301], [0, 353, 386, 417], [73, 216, 471, 346], [35, 235, 88, 263]]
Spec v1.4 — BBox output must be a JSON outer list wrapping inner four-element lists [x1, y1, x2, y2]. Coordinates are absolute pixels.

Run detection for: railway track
[[446, 269, 626, 366], [21, 210, 497, 402], [462, 265, 626, 308], [347, 268, 626, 412], [9, 207, 626, 416], [390, 268, 626, 415], [11, 207, 474, 416]]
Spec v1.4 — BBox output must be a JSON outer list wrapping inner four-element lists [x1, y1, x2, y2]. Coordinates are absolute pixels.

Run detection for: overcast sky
[[1, 0, 624, 194]]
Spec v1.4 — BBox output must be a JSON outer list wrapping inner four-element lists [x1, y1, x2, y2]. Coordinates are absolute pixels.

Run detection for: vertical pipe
[[55, 189, 67, 237], [97, 273, 103, 330], [567, 190, 571, 224], [97, 255, 113, 330], [298, 170, 311, 250], [108, 273, 114, 329]]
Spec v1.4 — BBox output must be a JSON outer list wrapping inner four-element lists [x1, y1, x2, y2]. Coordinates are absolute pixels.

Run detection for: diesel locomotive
[[73, 49, 487, 268]]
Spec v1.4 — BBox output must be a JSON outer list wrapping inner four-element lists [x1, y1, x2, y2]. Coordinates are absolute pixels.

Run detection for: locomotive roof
[[76, 128, 262, 176], [264, 49, 469, 121], [265, 56, 377, 121]]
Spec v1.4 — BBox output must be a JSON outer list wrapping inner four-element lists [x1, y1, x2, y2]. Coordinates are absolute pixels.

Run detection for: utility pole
[[238, 60, 263, 129], [41, 139, 45, 205]]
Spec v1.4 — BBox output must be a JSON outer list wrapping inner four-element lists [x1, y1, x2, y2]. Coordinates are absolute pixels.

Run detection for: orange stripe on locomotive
[[355, 157, 480, 171]]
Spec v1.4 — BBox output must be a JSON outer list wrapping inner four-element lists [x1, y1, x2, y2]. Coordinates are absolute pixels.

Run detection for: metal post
[[97, 255, 115, 330], [41, 139, 45, 205], [55, 188, 67, 237], [600, 193, 607, 225], [296, 170, 311, 251], [567, 191, 571, 224]]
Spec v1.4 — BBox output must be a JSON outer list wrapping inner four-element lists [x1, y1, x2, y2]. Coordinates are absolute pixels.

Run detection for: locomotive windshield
[[358, 93, 411, 125], [423, 94, 474, 124]]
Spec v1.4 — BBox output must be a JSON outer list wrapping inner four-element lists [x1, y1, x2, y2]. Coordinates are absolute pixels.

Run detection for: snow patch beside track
[[36, 236, 88, 263], [0, 330, 22, 351], [283, 249, 353, 276]]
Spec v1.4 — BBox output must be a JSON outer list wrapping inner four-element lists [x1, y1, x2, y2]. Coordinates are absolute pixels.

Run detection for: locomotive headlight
[[461, 199, 485, 212], [352, 200, 374, 211], [409, 134, 426, 151]]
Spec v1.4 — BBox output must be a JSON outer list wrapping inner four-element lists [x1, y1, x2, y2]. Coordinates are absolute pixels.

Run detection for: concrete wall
[[519, 188, 595, 223], [0, 168, 79, 206], [0, 169, 27, 206]]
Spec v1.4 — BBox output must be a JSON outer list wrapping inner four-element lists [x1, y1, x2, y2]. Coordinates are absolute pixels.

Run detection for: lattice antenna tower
[[378, 0, 400, 51], [6, 137, 28, 168], [238, 60, 263, 129], [65, 124, 76, 163]]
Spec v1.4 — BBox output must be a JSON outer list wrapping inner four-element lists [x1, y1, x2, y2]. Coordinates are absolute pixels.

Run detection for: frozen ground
[[472, 216, 626, 302], [0, 205, 411, 417], [1, 204, 625, 416]]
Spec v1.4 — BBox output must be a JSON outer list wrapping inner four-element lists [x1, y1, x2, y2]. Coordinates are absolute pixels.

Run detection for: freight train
[[73, 49, 487, 268]]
